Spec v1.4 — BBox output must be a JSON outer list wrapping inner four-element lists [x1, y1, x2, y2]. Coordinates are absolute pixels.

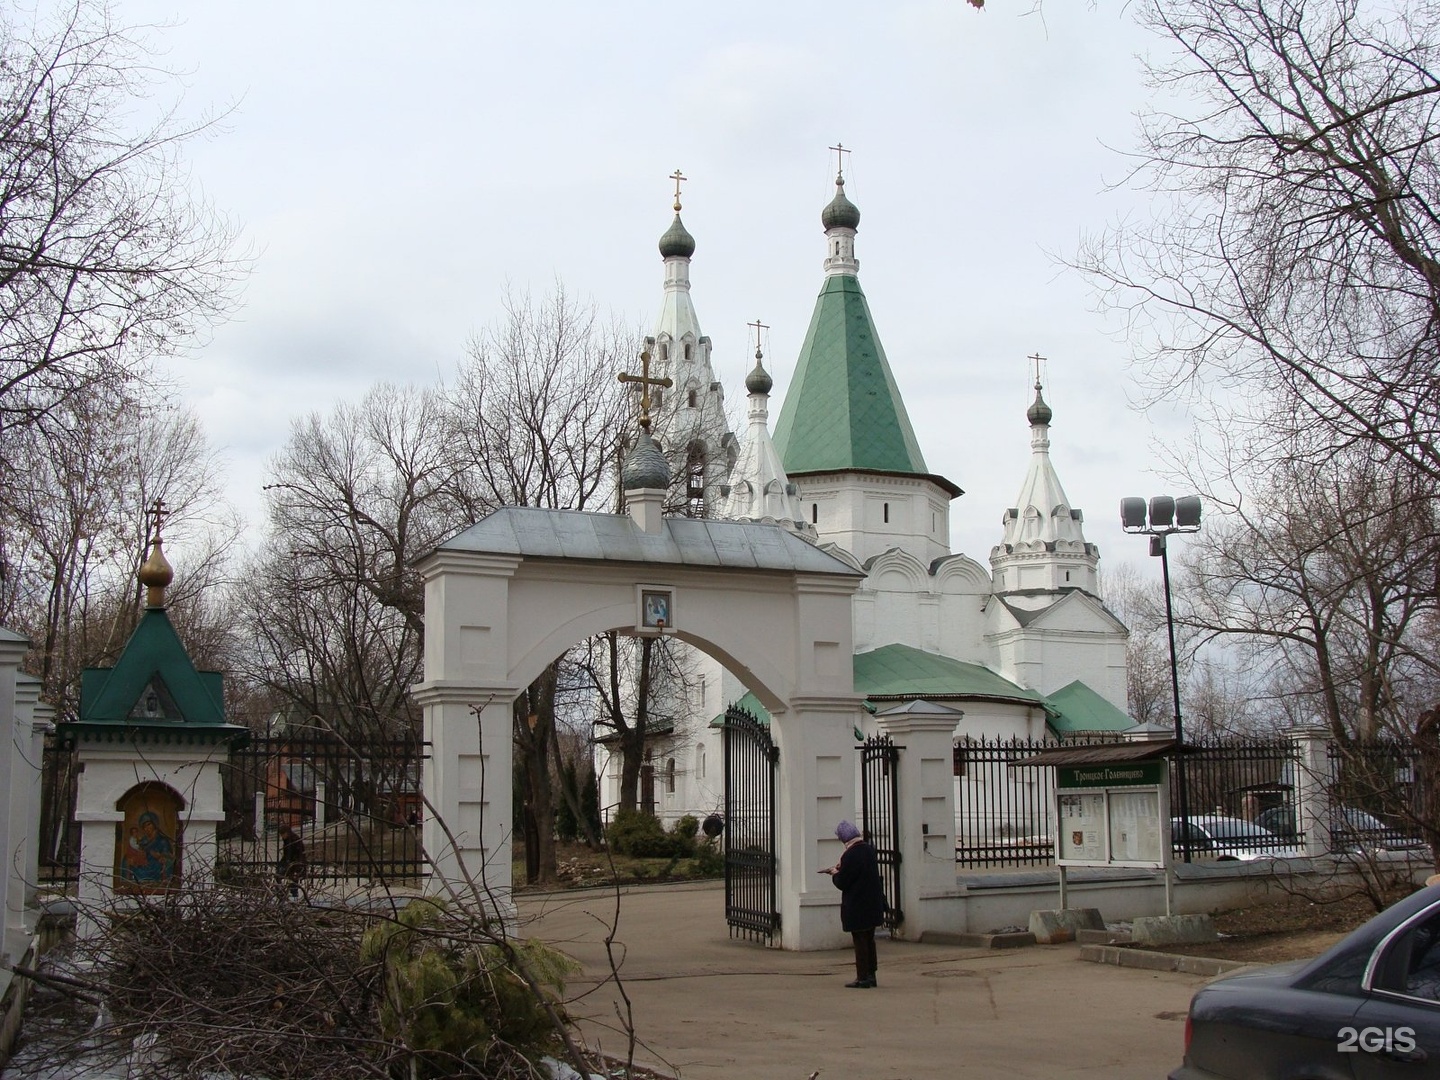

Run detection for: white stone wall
[[793, 472, 952, 568]]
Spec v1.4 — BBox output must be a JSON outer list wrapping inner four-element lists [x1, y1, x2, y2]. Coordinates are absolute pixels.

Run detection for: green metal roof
[[852, 643, 1051, 711], [59, 602, 247, 749], [1043, 680, 1133, 734], [772, 275, 933, 479]]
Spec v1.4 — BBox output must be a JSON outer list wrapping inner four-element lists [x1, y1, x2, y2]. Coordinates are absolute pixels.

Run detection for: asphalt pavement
[[518, 880, 1210, 1080]]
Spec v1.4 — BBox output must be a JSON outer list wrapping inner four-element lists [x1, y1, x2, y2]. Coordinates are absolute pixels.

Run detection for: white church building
[[597, 167, 1132, 824]]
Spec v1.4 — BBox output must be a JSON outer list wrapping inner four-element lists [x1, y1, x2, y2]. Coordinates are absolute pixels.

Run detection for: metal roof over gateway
[[432, 506, 864, 576]]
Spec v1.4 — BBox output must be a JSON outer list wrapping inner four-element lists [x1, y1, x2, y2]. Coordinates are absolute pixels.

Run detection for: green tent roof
[[79, 608, 224, 723], [773, 276, 949, 487], [852, 643, 1052, 711], [1043, 680, 1134, 734]]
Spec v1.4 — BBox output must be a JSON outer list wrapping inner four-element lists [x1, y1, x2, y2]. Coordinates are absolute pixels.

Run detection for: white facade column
[[7, 677, 40, 941], [874, 701, 963, 942], [0, 630, 28, 963], [414, 549, 524, 912], [1289, 726, 1334, 857], [25, 702, 55, 908], [772, 574, 866, 950], [415, 687, 517, 913]]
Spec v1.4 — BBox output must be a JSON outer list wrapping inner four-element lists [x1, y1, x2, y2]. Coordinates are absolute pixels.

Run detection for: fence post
[[314, 781, 327, 827], [8, 677, 40, 938], [1288, 726, 1333, 857], [0, 630, 28, 963], [874, 701, 962, 942], [26, 703, 55, 906], [254, 791, 267, 838]]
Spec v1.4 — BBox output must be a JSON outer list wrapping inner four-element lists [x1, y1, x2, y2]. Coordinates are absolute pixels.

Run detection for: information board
[[1053, 759, 1169, 869]]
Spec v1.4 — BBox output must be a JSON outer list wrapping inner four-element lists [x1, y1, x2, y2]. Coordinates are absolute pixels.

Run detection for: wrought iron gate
[[859, 734, 902, 929], [722, 703, 779, 942]]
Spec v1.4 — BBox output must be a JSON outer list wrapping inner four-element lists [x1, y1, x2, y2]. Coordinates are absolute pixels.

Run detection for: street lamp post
[[1120, 495, 1201, 863]]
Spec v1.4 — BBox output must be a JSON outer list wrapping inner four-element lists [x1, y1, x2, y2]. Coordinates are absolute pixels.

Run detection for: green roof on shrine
[[773, 276, 958, 496], [78, 606, 226, 724]]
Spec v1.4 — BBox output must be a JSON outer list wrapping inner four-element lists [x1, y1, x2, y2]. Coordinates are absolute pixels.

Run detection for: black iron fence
[[722, 704, 779, 943], [953, 736, 1065, 867], [38, 733, 81, 886], [859, 734, 902, 929], [1326, 740, 1431, 854], [955, 734, 1310, 867], [219, 733, 428, 885]]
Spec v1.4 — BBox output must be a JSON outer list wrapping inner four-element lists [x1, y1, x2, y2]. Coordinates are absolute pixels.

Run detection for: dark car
[[1256, 805, 1427, 854], [1171, 882, 1440, 1079]]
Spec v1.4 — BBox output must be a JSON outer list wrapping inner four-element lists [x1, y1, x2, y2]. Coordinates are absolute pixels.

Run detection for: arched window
[[685, 443, 707, 518], [695, 744, 706, 779], [665, 758, 676, 794], [687, 389, 697, 408]]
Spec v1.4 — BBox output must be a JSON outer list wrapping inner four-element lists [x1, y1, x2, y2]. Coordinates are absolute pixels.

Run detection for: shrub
[[606, 809, 674, 857], [361, 898, 578, 1078], [690, 837, 724, 876], [673, 815, 699, 840]]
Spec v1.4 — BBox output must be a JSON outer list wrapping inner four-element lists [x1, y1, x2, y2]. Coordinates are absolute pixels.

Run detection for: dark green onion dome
[[821, 177, 861, 231], [745, 348, 773, 395], [1027, 381, 1053, 427], [658, 213, 696, 259], [622, 432, 672, 490]]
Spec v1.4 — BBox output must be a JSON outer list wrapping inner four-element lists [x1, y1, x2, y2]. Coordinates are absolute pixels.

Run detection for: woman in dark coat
[[822, 819, 887, 988]]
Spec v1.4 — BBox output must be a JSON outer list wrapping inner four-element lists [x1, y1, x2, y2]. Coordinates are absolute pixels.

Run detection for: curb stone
[[1079, 943, 1253, 977]]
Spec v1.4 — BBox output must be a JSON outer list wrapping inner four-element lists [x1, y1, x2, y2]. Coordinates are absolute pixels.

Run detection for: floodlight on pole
[[1120, 494, 1202, 862]]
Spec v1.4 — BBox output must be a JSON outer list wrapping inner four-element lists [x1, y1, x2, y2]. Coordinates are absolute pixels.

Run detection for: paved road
[[519, 880, 1209, 1080]]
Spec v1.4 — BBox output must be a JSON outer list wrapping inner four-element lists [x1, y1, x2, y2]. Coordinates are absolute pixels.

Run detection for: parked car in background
[[1170, 815, 1304, 861], [1255, 805, 1427, 853], [1171, 882, 1440, 1079]]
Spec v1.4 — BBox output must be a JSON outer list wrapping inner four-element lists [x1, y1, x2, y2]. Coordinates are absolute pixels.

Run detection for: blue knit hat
[[835, 820, 860, 843]]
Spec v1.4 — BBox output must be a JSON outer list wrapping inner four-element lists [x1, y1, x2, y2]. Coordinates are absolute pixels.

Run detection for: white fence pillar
[[8, 677, 40, 940], [874, 700, 963, 942], [26, 702, 55, 908], [0, 629, 28, 965], [1289, 725, 1334, 857]]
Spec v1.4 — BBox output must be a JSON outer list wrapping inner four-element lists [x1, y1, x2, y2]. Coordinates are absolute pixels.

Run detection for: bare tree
[[240, 382, 467, 737], [447, 286, 635, 882], [0, 387, 239, 717], [448, 285, 632, 514], [1077, 0, 1440, 484], [1179, 456, 1440, 741], [0, 0, 243, 437]]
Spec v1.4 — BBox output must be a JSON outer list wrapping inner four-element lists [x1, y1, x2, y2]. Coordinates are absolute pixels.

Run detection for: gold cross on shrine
[[618, 339, 673, 432], [829, 141, 851, 181], [147, 497, 170, 543], [670, 168, 687, 212], [1028, 352, 1047, 386], [747, 318, 769, 358]]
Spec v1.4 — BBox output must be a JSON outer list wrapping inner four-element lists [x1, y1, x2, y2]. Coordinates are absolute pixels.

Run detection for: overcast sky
[[115, 0, 1192, 576]]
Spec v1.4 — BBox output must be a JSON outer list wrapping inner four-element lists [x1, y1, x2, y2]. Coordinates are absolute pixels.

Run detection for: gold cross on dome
[[618, 339, 673, 431], [1028, 352, 1048, 386], [670, 168, 687, 212], [829, 142, 851, 181], [147, 497, 170, 542], [747, 318, 769, 358]]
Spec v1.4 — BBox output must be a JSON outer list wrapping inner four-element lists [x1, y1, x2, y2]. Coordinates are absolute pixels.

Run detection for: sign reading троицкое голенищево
[[1055, 760, 1169, 869]]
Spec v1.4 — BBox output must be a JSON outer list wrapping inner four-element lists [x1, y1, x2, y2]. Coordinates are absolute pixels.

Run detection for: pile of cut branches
[[37, 882, 595, 1079]]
